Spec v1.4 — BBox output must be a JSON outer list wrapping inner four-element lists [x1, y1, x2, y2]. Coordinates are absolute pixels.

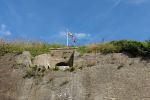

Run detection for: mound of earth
[[0, 52, 150, 100]]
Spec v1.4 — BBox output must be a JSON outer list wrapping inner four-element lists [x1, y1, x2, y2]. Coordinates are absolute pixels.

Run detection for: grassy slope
[[0, 40, 150, 58], [77, 40, 150, 57], [0, 42, 65, 56]]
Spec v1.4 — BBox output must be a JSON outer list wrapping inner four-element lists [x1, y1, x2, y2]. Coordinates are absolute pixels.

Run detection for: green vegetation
[[77, 40, 150, 58], [23, 65, 47, 78], [60, 80, 69, 87], [24, 66, 37, 78], [0, 42, 65, 56], [117, 64, 124, 70], [1, 40, 150, 58], [77, 43, 117, 55], [111, 40, 148, 57], [53, 66, 59, 71]]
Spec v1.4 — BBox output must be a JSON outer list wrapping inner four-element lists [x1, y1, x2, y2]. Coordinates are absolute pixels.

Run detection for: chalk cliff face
[[0, 53, 150, 100]]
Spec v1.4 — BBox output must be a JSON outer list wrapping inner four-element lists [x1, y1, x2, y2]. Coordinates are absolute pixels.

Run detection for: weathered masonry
[[16, 48, 75, 71], [49, 48, 75, 69]]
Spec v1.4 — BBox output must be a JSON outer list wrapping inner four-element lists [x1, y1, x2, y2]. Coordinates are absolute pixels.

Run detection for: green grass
[[77, 43, 117, 55], [1, 40, 150, 58], [77, 40, 150, 58], [0, 42, 65, 56], [111, 40, 148, 57]]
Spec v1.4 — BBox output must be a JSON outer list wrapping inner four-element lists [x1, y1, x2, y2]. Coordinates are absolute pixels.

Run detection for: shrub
[[77, 40, 149, 57], [111, 40, 148, 57]]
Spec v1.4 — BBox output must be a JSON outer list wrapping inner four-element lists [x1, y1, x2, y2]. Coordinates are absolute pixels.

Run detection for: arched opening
[[56, 62, 68, 66]]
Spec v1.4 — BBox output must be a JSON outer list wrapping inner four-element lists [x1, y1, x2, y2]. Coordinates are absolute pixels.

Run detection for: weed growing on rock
[[60, 81, 69, 87], [69, 67, 75, 72], [117, 64, 124, 70], [23, 65, 46, 78], [53, 66, 59, 71], [47, 78, 54, 84]]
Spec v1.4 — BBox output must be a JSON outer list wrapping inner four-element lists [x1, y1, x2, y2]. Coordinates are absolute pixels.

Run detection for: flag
[[68, 32, 76, 44]]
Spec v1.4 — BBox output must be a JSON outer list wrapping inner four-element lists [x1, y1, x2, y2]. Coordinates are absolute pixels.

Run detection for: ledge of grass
[[0, 42, 65, 56], [77, 40, 150, 58], [1, 40, 150, 58]]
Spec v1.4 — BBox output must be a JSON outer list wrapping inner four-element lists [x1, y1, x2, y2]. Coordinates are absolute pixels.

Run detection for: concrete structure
[[15, 51, 32, 67], [49, 48, 75, 69], [33, 54, 51, 69], [32, 48, 75, 70], [16, 48, 75, 70]]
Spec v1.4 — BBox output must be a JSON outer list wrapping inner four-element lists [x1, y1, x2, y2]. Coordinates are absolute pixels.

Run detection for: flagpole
[[66, 29, 69, 47]]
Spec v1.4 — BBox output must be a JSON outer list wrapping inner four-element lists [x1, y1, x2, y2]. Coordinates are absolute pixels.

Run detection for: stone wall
[[49, 48, 75, 67]]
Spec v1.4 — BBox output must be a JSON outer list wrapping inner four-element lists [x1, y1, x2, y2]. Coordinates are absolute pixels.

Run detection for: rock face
[[2, 53, 150, 100], [15, 51, 32, 67]]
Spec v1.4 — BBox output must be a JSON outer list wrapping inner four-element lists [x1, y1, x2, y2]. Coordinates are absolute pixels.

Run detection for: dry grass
[[77, 40, 150, 58], [86, 43, 116, 53], [0, 40, 65, 56], [77, 43, 117, 55]]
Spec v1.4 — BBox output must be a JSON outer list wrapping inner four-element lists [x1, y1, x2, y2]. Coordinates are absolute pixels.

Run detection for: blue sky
[[0, 0, 150, 45]]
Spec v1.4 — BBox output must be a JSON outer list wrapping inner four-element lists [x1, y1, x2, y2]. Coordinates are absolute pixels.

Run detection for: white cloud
[[75, 33, 90, 39], [59, 32, 66, 37], [0, 24, 12, 36], [1, 24, 6, 29], [59, 31, 90, 39], [4, 31, 12, 36]]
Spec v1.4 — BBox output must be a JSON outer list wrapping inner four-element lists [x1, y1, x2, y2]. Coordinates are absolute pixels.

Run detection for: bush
[[111, 40, 148, 57], [77, 40, 149, 57], [145, 40, 150, 57]]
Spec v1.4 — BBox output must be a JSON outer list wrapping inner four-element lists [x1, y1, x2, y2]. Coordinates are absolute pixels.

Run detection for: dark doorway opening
[[56, 62, 68, 66]]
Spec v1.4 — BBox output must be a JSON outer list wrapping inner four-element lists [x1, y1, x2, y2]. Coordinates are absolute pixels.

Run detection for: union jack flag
[[68, 32, 76, 44]]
